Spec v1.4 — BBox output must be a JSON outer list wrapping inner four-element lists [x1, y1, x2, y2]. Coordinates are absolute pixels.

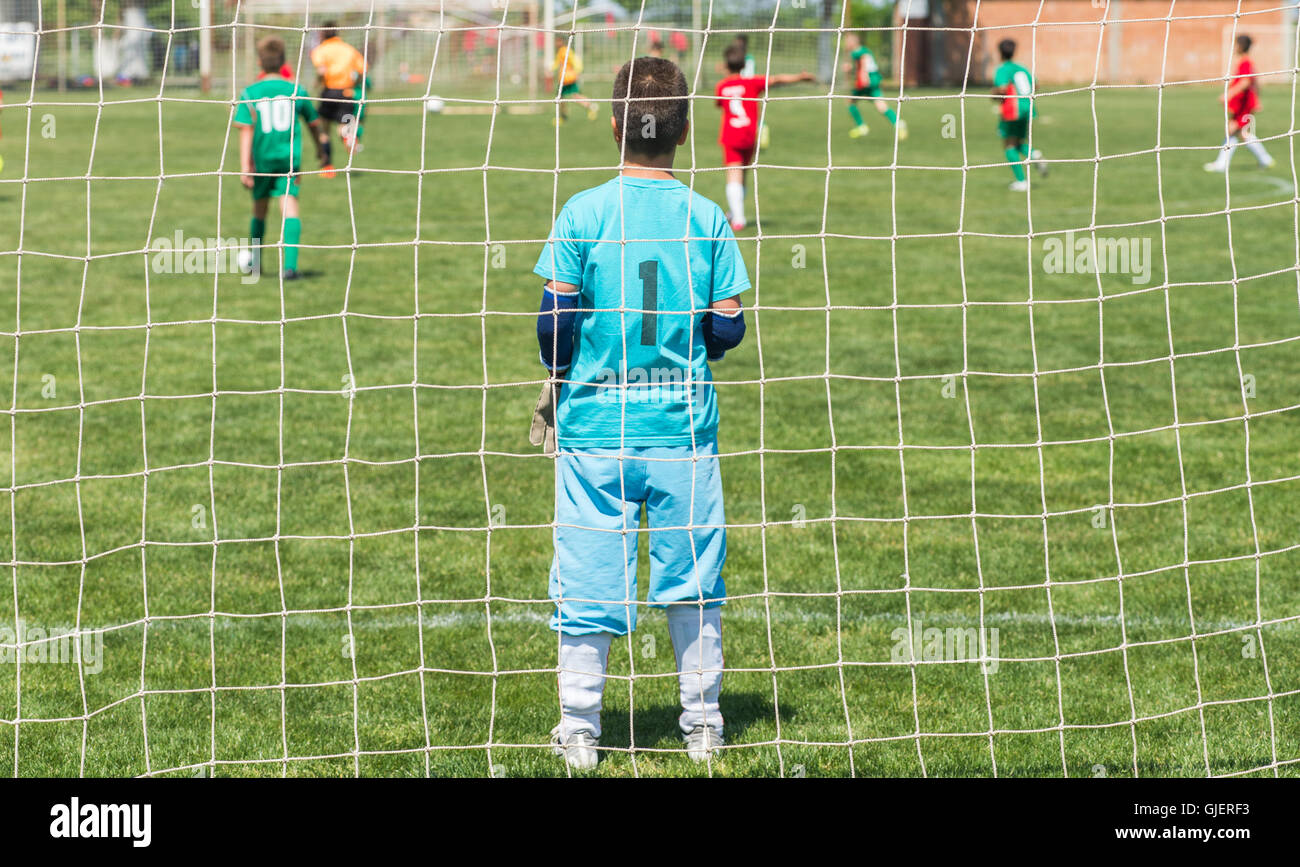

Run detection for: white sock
[[666, 606, 724, 736], [1244, 136, 1272, 165], [557, 632, 611, 739], [1217, 135, 1239, 168], [725, 182, 746, 224]]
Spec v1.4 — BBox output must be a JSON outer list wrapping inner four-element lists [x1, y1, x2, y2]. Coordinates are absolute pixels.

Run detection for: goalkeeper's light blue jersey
[[533, 176, 750, 448]]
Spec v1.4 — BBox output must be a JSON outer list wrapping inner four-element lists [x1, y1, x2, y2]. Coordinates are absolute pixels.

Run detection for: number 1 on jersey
[[638, 260, 658, 346]]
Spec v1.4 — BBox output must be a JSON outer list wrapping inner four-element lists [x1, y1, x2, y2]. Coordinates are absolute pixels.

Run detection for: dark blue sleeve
[[701, 306, 745, 362], [537, 287, 580, 372]]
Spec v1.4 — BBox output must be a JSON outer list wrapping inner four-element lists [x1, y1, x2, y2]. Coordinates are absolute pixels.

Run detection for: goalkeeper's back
[[534, 175, 748, 448]]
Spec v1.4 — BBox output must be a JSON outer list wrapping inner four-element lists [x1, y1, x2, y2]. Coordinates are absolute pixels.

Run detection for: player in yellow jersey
[[549, 35, 598, 124], [310, 21, 368, 176]]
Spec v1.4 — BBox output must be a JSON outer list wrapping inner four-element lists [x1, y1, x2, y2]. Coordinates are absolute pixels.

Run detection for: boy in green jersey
[[234, 36, 327, 280], [991, 39, 1048, 192], [843, 32, 906, 140]]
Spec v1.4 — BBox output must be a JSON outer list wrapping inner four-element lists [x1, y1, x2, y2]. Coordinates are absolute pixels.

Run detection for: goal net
[[0, 0, 1298, 777]]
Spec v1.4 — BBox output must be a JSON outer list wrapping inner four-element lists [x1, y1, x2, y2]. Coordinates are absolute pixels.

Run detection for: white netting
[[0, 0, 1298, 777]]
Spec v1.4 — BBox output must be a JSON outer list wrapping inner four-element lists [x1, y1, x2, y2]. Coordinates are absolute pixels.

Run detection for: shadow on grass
[[599, 690, 781, 752]]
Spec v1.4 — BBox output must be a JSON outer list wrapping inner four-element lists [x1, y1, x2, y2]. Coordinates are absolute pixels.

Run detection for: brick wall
[[896, 0, 1295, 85]]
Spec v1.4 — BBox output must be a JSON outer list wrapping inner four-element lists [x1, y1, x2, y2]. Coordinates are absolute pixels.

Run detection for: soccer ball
[[237, 247, 257, 274], [424, 97, 445, 114]]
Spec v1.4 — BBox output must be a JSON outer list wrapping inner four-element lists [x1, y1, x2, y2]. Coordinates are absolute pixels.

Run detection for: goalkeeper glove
[[529, 378, 558, 456]]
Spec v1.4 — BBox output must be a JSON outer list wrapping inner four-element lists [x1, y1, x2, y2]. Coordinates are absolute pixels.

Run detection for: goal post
[[199, 0, 212, 92]]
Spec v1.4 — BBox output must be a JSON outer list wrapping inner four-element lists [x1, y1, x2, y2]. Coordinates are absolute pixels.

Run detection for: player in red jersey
[[714, 42, 812, 232], [1205, 35, 1274, 172]]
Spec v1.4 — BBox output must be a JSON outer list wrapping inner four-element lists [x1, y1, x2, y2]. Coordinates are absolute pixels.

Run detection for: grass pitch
[[0, 75, 1298, 777]]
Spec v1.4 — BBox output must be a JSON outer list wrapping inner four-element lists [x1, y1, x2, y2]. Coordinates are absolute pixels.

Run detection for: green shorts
[[251, 162, 300, 201], [560, 81, 581, 97], [998, 118, 1029, 141], [852, 84, 881, 99]]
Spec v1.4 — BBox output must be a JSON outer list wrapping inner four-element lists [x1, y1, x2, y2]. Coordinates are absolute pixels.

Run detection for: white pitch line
[[1032, 171, 1295, 218], [46, 605, 1289, 637]]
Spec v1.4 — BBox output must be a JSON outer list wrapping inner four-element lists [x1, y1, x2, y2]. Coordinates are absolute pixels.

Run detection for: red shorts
[[1229, 96, 1258, 129], [720, 142, 755, 166]]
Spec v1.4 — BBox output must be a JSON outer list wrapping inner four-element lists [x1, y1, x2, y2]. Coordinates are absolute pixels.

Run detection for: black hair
[[1236, 34, 1252, 53], [612, 56, 689, 157], [724, 42, 746, 73], [322, 21, 338, 40], [999, 39, 1016, 61]]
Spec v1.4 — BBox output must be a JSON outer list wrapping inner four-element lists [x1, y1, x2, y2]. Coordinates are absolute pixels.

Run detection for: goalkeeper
[[531, 56, 749, 770], [234, 37, 327, 280]]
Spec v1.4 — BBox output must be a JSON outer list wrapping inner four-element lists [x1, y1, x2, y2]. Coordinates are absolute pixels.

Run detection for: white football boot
[[550, 726, 599, 771], [684, 725, 724, 763]]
